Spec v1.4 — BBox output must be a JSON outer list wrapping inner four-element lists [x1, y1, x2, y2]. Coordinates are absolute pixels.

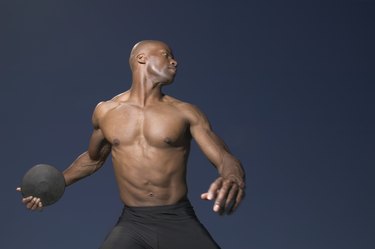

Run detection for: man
[[18, 40, 245, 248]]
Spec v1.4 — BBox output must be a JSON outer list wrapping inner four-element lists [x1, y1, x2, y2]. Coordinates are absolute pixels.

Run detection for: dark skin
[[17, 40, 245, 214]]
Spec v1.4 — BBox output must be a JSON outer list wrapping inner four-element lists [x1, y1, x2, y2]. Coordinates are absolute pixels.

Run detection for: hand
[[16, 187, 44, 211], [201, 175, 245, 215]]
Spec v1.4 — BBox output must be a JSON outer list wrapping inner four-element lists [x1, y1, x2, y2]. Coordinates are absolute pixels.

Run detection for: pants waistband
[[121, 200, 197, 222]]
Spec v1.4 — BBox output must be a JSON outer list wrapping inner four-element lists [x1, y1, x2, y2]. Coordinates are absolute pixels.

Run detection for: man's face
[[145, 43, 178, 84]]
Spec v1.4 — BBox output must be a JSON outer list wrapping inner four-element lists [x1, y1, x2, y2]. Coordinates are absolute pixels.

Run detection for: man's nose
[[170, 59, 178, 67]]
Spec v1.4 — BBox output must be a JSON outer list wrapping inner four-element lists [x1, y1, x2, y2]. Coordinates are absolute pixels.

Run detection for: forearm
[[63, 151, 105, 186]]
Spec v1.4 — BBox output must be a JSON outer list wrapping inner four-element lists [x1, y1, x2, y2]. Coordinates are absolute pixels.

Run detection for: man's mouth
[[168, 67, 177, 73]]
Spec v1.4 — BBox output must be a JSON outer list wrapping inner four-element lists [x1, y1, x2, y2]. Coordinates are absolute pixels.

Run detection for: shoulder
[[163, 95, 208, 125], [92, 91, 130, 128]]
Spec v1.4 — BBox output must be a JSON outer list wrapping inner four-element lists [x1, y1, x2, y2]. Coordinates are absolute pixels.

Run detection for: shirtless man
[[18, 40, 245, 248]]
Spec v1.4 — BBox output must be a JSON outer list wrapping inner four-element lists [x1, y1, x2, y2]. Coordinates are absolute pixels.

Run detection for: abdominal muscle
[[110, 144, 189, 207]]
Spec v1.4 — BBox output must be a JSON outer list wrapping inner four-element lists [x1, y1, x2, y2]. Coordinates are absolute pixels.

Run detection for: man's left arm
[[185, 104, 246, 215]]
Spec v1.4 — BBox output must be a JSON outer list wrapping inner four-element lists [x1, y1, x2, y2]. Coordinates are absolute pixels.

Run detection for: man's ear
[[136, 53, 146, 64]]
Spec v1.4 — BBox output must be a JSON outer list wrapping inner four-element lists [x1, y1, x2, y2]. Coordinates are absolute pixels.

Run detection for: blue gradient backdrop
[[1, 0, 374, 248]]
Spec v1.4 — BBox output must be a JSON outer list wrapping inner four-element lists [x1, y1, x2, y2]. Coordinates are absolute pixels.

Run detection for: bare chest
[[100, 104, 189, 147]]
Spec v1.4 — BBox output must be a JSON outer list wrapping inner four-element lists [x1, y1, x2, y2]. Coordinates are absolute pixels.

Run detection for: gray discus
[[21, 164, 65, 206]]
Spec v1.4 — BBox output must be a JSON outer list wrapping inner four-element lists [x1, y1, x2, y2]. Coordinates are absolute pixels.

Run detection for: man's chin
[[162, 76, 175, 85]]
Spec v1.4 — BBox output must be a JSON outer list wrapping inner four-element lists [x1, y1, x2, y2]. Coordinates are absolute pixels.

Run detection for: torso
[[97, 92, 192, 206]]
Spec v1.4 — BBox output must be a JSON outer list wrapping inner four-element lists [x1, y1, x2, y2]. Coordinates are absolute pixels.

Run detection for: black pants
[[99, 200, 221, 249]]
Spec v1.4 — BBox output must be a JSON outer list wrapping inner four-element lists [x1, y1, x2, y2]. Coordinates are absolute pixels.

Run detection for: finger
[[207, 177, 223, 200], [26, 197, 37, 209], [33, 201, 44, 212], [201, 193, 209, 200], [16, 187, 21, 192], [231, 188, 245, 212], [31, 198, 41, 210], [224, 185, 239, 214], [22, 196, 33, 204], [213, 181, 231, 213], [32, 198, 42, 210]]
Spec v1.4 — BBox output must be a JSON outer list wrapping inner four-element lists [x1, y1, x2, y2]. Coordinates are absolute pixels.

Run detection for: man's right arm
[[63, 129, 111, 186], [64, 101, 112, 186], [18, 102, 112, 210]]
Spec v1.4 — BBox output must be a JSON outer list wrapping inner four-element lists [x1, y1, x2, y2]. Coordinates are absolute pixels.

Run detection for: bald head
[[129, 40, 171, 70]]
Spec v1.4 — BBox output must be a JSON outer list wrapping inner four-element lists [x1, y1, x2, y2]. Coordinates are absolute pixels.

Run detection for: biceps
[[88, 129, 111, 161], [191, 126, 228, 165]]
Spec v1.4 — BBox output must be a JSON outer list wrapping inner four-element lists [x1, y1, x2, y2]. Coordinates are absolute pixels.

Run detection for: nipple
[[164, 137, 172, 145]]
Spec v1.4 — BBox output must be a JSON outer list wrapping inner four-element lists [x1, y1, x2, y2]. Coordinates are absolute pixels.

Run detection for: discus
[[21, 164, 65, 206]]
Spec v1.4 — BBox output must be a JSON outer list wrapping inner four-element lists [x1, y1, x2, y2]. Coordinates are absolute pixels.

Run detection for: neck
[[128, 72, 164, 107]]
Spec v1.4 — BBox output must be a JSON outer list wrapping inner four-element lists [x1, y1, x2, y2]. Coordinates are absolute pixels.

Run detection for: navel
[[113, 138, 120, 146]]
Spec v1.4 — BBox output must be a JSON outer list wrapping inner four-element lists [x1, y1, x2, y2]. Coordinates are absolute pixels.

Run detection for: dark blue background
[[1, 0, 374, 248]]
